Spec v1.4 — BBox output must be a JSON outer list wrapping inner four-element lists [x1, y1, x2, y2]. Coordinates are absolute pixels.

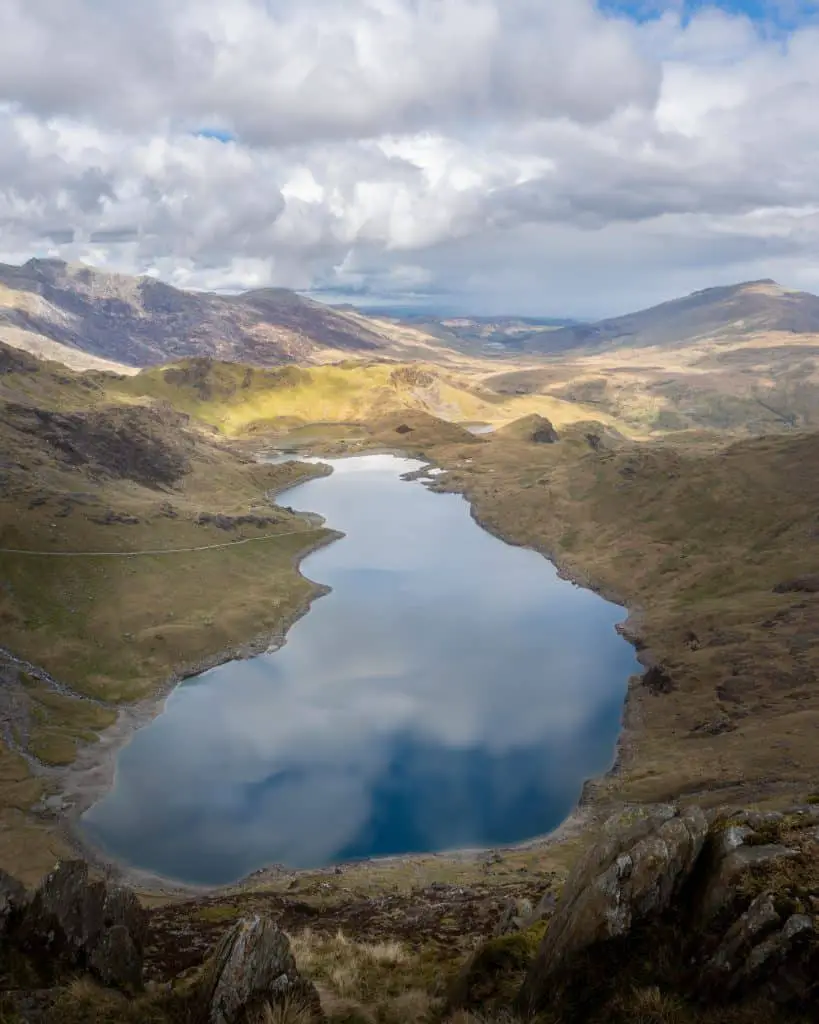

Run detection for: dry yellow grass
[[111, 356, 621, 438], [481, 328, 819, 436], [287, 930, 433, 1024]]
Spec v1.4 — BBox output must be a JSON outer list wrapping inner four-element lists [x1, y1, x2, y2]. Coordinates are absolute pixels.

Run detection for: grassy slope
[[418, 425, 819, 813], [0, 349, 339, 883], [483, 330, 819, 436], [112, 357, 624, 437]]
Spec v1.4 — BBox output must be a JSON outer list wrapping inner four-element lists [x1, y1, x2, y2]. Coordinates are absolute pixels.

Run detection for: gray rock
[[745, 914, 812, 973], [714, 825, 756, 857], [732, 914, 815, 1001], [203, 915, 323, 1024], [700, 893, 782, 994], [523, 890, 557, 926], [698, 842, 799, 924], [88, 924, 142, 992], [494, 898, 533, 936], [517, 805, 708, 1012], [21, 860, 147, 990], [0, 868, 28, 935]]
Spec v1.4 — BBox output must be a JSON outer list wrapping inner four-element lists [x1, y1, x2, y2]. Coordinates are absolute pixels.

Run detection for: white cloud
[[0, 1, 818, 314]]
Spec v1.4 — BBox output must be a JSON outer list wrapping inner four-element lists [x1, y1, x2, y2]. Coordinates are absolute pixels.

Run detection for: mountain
[[355, 309, 580, 355], [0, 259, 392, 369], [484, 279, 819, 435], [523, 279, 819, 354]]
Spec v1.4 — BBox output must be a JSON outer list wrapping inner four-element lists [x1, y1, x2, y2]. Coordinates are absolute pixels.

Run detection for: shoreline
[[44, 446, 645, 898], [40, 463, 345, 892], [56, 526, 342, 893], [430, 471, 652, 820]]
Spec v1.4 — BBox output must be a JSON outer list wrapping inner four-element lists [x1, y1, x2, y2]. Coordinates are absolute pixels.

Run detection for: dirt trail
[[0, 526, 324, 558]]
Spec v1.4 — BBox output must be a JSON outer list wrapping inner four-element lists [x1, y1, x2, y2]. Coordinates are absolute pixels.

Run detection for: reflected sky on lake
[[82, 455, 638, 885]]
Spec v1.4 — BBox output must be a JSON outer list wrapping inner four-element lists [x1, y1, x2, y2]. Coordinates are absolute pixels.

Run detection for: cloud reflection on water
[[83, 455, 638, 884]]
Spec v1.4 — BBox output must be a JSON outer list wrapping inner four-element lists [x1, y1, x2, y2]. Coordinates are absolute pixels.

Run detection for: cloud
[[0, 1, 818, 314], [0, 0, 657, 142]]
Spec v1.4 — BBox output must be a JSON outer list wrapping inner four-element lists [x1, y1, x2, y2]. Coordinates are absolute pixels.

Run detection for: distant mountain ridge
[[522, 279, 819, 354], [354, 308, 580, 355], [4, 261, 819, 373], [0, 259, 390, 369]]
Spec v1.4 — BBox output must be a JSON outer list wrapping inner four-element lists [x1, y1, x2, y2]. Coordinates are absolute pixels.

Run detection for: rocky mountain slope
[[0, 259, 391, 369], [522, 279, 819, 354]]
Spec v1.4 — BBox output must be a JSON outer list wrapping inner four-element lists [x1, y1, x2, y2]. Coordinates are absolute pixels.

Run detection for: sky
[[1, 1, 819, 317]]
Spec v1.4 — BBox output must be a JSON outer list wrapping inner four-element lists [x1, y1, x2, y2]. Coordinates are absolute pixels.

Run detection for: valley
[[2, 264, 819, 1022]]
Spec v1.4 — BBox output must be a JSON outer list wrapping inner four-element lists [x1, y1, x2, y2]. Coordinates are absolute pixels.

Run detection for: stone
[[700, 893, 782, 995], [524, 891, 557, 926], [732, 914, 815, 1002], [202, 915, 323, 1024], [517, 805, 708, 1013], [88, 924, 143, 992], [0, 868, 28, 936], [697, 839, 799, 924], [20, 860, 147, 990], [723, 811, 784, 831], [773, 574, 819, 594], [530, 418, 559, 444], [494, 898, 533, 937]]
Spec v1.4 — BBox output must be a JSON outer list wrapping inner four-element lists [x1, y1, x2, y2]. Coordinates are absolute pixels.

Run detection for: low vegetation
[[416, 424, 819, 815], [4, 319, 819, 1021], [112, 357, 615, 438], [0, 344, 337, 882]]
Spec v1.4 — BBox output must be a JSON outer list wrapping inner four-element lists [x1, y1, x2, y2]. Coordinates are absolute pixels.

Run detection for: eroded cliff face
[[2, 804, 818, 1023]]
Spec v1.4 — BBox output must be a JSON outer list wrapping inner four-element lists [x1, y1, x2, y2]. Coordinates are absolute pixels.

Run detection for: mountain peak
[[0, 258, 388, 368], [522, 277, 819, 354], [24, 257, 68, 271]]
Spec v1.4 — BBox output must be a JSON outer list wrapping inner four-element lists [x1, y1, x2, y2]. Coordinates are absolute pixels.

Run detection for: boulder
[[0, 868, 28, 936], [699, 892, 782, 994], [493, 898, 533, 937], [525, 891, 557, 927], [517, 805, 708, 1012], [88, 924, 143, 992], [738, 914, 814, 998], [773, 574, 819, 594], [202, 915, 323, 1024], [696, 823, 799, 925], [515, 806, 819, 1017], [20, 860, 147, 991]]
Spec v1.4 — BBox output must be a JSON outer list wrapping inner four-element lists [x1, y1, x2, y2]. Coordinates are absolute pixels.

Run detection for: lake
[[81, 454, 638, 885]]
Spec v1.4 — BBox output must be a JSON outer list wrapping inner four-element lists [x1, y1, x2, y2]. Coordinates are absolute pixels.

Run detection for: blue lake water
[[81, 454, 638, 885]]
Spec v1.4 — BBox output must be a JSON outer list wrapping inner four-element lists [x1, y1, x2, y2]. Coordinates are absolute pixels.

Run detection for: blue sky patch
[[194, 127, 236, 143], [598, 0, 819, 27]]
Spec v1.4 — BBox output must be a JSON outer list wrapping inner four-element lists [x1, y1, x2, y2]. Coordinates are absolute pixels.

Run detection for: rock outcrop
[[497, 414, 559, 444], [0, 869, 28, 936], [518, 804, 708, 1011], [514, 806, 818, 1018], [3, 812, 819, 1024], [201, 915, 323, 1024], [15, 860, 147, 991]]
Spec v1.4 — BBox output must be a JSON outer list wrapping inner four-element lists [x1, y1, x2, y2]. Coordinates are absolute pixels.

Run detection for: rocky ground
[[2, 803, 818, 1022]]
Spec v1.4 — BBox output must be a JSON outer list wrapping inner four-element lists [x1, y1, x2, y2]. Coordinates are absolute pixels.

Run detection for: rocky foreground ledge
[[2, 804, 819, 1022]]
